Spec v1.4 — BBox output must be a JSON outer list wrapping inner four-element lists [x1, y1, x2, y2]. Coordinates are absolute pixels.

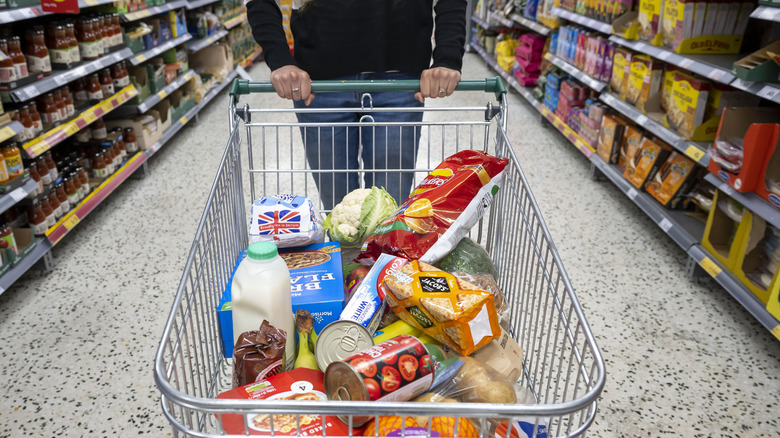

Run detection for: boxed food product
[[733, 40, 780, 82], [645, 152, 698, 207], [624, 136, 671, 189], [216, 368, 352, 436], [637, 0, 663, 45], [626, 55, 662, 112], [660, 65, 679, 112], [618, 125, 643, 170], [597, 115, 627, 164], [610, 48, 631, 97], [667, 71, 710, 138]]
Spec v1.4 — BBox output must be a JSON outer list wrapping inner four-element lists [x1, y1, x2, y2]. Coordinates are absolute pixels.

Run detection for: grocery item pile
[[215, 150, 547, 437]]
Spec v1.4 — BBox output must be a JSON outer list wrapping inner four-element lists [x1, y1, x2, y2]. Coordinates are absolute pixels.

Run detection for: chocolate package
[[232, 321, 288, 388]]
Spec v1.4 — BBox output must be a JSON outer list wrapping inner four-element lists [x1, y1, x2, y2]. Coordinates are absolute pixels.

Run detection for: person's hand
[[415, 67, 461, 103], [270, 65, 315, 106]]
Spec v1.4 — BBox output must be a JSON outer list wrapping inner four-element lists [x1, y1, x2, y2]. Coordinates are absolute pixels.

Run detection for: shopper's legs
[[294, 84, 360, 211], [359, 72, 424, 204]]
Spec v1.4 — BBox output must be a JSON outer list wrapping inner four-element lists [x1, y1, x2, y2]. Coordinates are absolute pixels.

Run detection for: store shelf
[[730, 77, 780, 105], [490, 11, 516, 29], [540, 105, 595, 158], [239, 48, 263, 68], [21, 85, 139, 159], [470, 41, 541, 110], [121, 0, 187, 22], [146, 68, 239, 157], [509, 13, 551, 36], [0, 179, 39, 216], [121, 70, 197, 114], [471, 14, 491, 29], [0, 237, 52, 295], [608, 35, 737, 85], [551, 7, 611, 34], [688, 244, 780, 340], [186, 0, 220, 9], [599, 92, 710, 166], [129, 33, 193, 66], [7, 48, 134, 102], [223, 12, 246, 30], [0, 121, 24, 143], [590, 154, 704, 249], [0, 0, 115, 24], [46, 151, 148, 245], [544, 52, 607, 92], [186, 29, 228, 53], [704, 173, 780, 230], [751, 5, 780, 22]]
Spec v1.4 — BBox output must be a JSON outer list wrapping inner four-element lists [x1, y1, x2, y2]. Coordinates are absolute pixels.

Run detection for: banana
[[294, 330, 319, 371], [373, 320, 426, 344]]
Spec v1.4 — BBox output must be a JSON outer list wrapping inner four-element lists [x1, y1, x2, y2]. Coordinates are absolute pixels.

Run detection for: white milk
[[231, 242, 295, 370]]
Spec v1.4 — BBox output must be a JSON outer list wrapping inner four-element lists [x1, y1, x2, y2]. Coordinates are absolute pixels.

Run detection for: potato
[[412, 393, 458, 427], [460, 381, 517, 404], [455, 358, 492, 388]]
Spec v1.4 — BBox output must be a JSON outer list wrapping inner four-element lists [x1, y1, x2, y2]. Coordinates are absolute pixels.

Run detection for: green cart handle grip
[[230, 77, 507, 100]]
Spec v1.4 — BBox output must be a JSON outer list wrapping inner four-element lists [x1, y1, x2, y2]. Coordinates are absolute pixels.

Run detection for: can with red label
[[323, 334, 435, 426]]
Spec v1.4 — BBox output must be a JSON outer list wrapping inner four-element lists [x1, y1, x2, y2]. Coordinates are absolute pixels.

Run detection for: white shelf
[[509, 13, 551, 36], [0, 0, 115, 24], [751, 5, 780, 22], [545, 52, 606, 92], [0, 178, 39, 216], [129, 34, 193, 66], [0, 237, 51, 295], [187, 0, 220, 9], [121, 0, 188, 22], [186, 29, 229, 53], [551, 7, 611, 34]]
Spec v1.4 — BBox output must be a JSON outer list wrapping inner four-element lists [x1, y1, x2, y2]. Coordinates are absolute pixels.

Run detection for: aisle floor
[[1, 54, 779, 437]]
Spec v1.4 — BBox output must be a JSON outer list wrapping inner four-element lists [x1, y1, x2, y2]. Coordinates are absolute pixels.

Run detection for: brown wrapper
[[232, 320, 287, 388]]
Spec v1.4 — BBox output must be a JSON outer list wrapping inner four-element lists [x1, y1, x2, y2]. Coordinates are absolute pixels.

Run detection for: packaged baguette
[[381, 259, 501, 355]]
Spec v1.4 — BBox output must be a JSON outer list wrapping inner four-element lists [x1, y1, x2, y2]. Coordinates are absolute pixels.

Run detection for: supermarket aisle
[[0, 53, 778, 437]]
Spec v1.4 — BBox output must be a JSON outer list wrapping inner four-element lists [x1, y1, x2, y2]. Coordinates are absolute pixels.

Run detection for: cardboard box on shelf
[[767, 272, 780, 321], [646, 152, 698, 208], [626, 54, 662, 112], [707, 107, 780, 194], [618, 124, 643, 171], [734, 40, 780, 83], [106, 109, 162, 150], [170, 88, 195, 121], [624, 136, 671, 189], [702, 189, 752, 270], [731, 213, 778, 304], [637, 0, 663, 45], [153, 99, 172, 133], [8, 228, 36, 267], [189, 43, 233, 84], [666, 71, 710, 139], [128, 65, 151, 105], [146, 59, 167, 93]]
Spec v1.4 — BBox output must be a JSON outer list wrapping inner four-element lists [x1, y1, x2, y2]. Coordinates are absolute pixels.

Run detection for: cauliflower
[[324, 187, 398, 247]]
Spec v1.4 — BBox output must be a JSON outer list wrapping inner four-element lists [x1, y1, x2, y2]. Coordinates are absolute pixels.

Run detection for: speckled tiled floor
[[1, 54, 779, 437]]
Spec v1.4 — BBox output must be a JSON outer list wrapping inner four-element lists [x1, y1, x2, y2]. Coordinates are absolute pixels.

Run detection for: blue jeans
[[293, 72, 424, 210]]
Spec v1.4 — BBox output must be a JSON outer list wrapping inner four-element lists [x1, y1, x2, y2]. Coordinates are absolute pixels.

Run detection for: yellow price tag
[[685, 144, 705, 163], [179, 116, 188, 125], [62, 214, 80, 231], [0, 126, 15, 141], [135, 54, 147, 63], [65, 123, 79, 136], [101, 101, 114, 112], [83, 0, 98, 5], [30, 140, 49, 157], [544, 52, 552, 61], [772, 325, 780, 341], [83, 112, 97, 124], [157, 90, 168, 99], [699, 257, 722, 278]]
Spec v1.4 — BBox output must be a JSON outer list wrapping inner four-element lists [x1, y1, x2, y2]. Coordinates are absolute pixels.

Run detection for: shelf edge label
[[698, 257, 722, 278]]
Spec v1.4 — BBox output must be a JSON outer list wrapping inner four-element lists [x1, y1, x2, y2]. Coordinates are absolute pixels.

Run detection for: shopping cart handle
[[229, 77, 507, 100]]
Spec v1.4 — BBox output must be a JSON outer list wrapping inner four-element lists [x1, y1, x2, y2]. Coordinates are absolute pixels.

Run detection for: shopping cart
[[154, 78, 606, 437]]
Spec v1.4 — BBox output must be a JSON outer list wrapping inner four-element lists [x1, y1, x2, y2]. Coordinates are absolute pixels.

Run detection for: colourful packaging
[[667, 71, 710, 138], [611, 48, 631, 97], [619, 125, 643, 170], [646, 152, 698, 207], [624, 137, 672, 189], [638, 0, 664, 44], [597, 115, 627, 164], [249, 195, 323, 248], [626, 55, 662, 112]]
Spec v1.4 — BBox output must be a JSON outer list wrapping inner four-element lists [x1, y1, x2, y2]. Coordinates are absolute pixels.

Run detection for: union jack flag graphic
[[256, 209, 302, 234]]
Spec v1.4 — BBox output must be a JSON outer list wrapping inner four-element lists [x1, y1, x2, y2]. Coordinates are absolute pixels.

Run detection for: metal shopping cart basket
[[154, 77, 605, 438]]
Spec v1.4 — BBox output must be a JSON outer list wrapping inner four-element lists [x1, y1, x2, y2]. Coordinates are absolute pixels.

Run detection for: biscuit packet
[[381, 259, 501, 356]]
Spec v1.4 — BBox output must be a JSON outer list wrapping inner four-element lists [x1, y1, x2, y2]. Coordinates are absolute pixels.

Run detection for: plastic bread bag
[[381, 259, 501, 356], [248, 194, 323, 248], [358, 150, 509, 265], [451, 271, 509, 325]]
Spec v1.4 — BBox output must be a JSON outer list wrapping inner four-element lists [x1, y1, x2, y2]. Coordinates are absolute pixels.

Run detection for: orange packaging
[[597, 115, 626, 164], [624, 137, 672, 189], [646, 152, 697, 207], [618, 125, 643, 171], [382, 259, 500, 356]]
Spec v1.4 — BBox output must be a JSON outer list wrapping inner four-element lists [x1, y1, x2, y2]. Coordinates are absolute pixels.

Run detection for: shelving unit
[[120, 0, 187, 22], [119, 70, 197, 114], [751, 5, 780, 22], [186, 0, 220, 9], [704, 173, 780, 231], [540, 106, 595, 157], [543, 52, 607, 92], [0, 179, 40, 216], [470, 41, 540, 110], [21, 85, 139, 159], [730, 78, 780, 106], [187, 29, 229, 53], [471, 14, 492, 30], [0, 237, 51, 294], [599, 93, 710, 166], [7, 48, 134, 102], [129, 33, 193, 66], [239, 48, 263, 68], [0, 0, 116, 24], [509, 13, 551, 36], [222, 12, 246, 30], [550, 7, 611, 34], [0, 121, 25, 143]]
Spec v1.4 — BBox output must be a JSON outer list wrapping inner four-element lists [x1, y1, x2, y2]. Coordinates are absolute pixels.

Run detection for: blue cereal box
[[217, 242, 346, 357]]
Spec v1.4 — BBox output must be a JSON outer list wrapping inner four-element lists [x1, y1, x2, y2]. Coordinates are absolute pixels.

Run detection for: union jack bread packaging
[[249, 194, 323, 248]]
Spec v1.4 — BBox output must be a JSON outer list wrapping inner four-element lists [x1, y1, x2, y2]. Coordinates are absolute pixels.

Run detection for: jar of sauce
[[18, 106, 34, 140], [66, 22, 80, 63], [0, 222, 18, 255], [36, 157, 51, 185], [123, 127, 138, 153], [112, 128, 127, 159], [50, 25, 69, 65], [2, 143, 23, 179], [71, 78, 88, 102], [76, 166, 89, 197], [48, 189, 62, 219], [0, 149, 9, 185], [56, 182, 70, 214], [64, 174, 79, 204], [86, 73, 103, 101], [40, 196, 56, 228], [91, 152, 107, 178], [99, 68, 114, 96], [61, 87, 75, 117], [39, 93, 59, 126], [26, 29, 51, 76], [53, 90, 67, 121], [111, 61, 130, 89], [91, 117, 107, 140], [28, 103, 42, 135], [0, 39, 16, 82], [27, 200, 48, 236], [8, 36, 28, 80], [44, 151, 58, 182], [27, 160, 42, 197]]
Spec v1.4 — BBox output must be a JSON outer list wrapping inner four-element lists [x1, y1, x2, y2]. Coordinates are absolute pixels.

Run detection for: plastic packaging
[[232, 320, 288, 388], [231, 242, 295, 370], [249, 195, 323, 248], [434, 237, 498, 278]]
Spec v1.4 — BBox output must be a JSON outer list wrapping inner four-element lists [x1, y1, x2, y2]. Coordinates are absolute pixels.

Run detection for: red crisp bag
[[358, 150, 509, 264]]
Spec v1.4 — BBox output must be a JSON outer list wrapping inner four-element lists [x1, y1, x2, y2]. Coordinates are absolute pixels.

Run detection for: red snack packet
[[358, 150, 509, 264]]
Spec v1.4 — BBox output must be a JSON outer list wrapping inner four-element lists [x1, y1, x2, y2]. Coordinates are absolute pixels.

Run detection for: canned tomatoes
[[324, 335, 435, 426]]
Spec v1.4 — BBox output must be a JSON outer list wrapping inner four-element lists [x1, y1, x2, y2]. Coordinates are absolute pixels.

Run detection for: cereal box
[[667, 71, 710, 138], [646, 152, 698, 207], [624, 137, 671, 189]]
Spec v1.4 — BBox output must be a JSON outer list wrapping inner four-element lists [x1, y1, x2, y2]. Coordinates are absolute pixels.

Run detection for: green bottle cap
[[247, 242, 278, 261]]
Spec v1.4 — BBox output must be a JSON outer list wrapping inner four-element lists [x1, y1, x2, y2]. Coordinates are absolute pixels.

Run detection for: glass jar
[[113, 128, 127, 159], [48, 189, 62, 219], [66, 22, 80, 63], [93, 17, 104, 56], [111, 61, 130, 89], [8, 36, 28, 79], [27, 160, 42, 197], [64, 174, 79, 204], [39, 93, 60, 125], [18, 106, 33, 140], [86, 73, 103, 101], [2, 143, 23, 178], [40, 196, 56, 228], [26, 29, 51, 76], [78, 18, 98, 61], [76, 166, 89, 197], [99, 68, 114, 96], [44, 151, 58, 181], [0, 222, 18, 255], [111, 14, 122, 48], [50, 25, 69, 65], [36, 156, 52, 185], [0, 39, 16, 82], [27, 200, 48, 236], [62, 87, 75, 117], [91, 152, 107, 178], [53, 90, 67, 121], [0, 149, 8, 185], [91, 117, 107, 140], [28, 103, 42, 135], [56, 182, 70, 214], [71, 78, 88, 102], [123, 127, 138, 153], [74, 128, 91, 142]]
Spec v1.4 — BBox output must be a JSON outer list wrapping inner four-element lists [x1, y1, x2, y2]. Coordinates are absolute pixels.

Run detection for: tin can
[[314, 320, 374, 371], [324, 335, 435, 426]]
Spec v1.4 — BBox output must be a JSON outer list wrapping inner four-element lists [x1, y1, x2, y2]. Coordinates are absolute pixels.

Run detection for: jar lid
[[247, 242, 278, 261]]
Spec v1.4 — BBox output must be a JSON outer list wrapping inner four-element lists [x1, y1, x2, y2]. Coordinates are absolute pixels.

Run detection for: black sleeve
[[431, 0, 468, 72], [246, 0, 297, 71]]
